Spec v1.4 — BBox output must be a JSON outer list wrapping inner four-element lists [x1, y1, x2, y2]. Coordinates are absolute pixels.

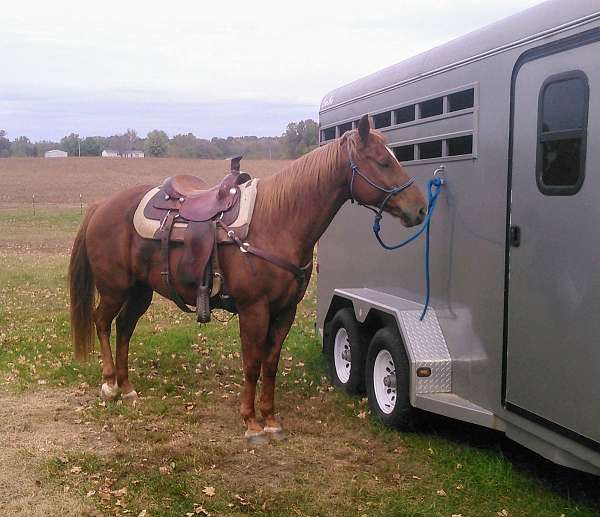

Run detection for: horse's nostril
[[418, 207, 427, 219]]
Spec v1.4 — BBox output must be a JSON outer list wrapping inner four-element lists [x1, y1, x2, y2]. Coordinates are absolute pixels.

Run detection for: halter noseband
[[347, 140, 415, 219]]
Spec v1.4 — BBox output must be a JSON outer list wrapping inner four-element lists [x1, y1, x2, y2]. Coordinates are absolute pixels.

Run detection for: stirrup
[[196, 285, 211, 323]]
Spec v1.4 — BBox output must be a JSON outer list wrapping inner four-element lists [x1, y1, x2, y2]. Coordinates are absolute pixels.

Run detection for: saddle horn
[[229, 155, 243, 173]]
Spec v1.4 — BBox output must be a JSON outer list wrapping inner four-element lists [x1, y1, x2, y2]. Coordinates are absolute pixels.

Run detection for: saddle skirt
[[133, 177, 260, 242]]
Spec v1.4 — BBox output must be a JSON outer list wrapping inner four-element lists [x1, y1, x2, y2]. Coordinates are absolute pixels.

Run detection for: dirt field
[[0, 157, 289, 206], [1, 158, 599, 516]]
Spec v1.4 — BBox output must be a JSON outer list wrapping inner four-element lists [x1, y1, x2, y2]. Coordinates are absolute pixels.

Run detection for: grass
[[1, 204, 600, 516]]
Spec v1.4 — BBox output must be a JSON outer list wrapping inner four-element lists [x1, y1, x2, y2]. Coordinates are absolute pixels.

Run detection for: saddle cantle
[[133, 156, 257, 323]]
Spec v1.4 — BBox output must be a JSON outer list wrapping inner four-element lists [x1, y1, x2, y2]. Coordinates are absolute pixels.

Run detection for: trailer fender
[[328, 288, 452, 405]]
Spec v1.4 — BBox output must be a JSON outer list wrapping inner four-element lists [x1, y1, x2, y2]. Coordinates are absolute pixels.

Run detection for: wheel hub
[[373, 349, 397, 414], [383, 374, 396, 388], [333, 328, 352, 384]]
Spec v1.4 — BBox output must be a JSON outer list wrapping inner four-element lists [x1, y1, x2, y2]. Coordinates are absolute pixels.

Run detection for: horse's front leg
[[259, 304, 297, 441], [238, 301, 270, 445]]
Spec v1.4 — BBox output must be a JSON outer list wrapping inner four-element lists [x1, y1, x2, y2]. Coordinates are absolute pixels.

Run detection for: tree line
[[0, 120, 319, 160]]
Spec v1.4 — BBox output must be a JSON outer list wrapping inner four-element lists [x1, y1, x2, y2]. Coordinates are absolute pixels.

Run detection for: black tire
[[325, 308, 367, 395], [365, 327, 420, 430]]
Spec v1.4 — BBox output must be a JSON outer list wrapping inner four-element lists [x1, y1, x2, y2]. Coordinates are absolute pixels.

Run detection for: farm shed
[[101, 149, 119, 158], [44, 149, 67, 158], [123, 150, 144, 158]]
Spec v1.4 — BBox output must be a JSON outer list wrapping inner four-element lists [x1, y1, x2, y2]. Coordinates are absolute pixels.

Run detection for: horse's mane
[[256, 137, 343, 220]]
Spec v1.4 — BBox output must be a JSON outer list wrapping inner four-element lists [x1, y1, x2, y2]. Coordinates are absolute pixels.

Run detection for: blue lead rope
[[372, 177, 444, 321]]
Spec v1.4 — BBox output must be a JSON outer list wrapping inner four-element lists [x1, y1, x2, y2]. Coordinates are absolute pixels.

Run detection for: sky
[[2, 0, 547, 141]]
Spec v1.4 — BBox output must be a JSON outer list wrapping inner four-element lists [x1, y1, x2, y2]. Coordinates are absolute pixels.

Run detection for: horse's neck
[[254, 143, 349, 263]]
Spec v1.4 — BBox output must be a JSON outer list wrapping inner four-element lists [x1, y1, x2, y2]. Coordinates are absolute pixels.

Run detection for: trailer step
[[415, 393, 506, 431]]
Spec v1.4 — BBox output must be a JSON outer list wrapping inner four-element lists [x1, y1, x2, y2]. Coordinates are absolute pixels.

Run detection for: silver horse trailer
[[317, 0, 600, 475]]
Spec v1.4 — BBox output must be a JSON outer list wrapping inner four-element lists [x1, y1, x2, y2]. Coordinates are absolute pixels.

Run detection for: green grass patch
[[2, 207, 600, 516]]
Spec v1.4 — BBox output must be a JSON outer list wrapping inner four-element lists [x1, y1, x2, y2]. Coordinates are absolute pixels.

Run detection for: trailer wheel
[[326, 308, 366, 395], [366, 327, 417, 430]]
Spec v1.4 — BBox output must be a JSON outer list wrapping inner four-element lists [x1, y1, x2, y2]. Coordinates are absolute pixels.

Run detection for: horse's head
[[343, 115, 427, 227]]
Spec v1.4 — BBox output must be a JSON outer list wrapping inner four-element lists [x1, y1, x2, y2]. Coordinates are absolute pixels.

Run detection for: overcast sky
[[2, 0, 546, 141]]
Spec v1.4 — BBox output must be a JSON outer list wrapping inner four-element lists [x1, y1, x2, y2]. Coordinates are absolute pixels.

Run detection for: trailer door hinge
[[510, 225, 521, 247]]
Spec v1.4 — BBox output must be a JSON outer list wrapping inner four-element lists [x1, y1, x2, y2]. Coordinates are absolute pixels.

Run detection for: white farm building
[[123, 150, 144, 158], [102, 150, 120, 158], [44, 149, 67, 158]]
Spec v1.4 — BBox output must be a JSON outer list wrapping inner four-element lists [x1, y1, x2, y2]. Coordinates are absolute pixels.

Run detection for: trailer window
[[373, 111, 391, 129], [448, 88, 474, 112], [419, 140, 442, 159], [393, 145, 414, 162], [537, 71, 588, 195], [321, 127, 336, 142], [447, 135, 473, 156], [338, 122, 353, 136], [394, 105, 415, 124], [419, 97, 443, 119]]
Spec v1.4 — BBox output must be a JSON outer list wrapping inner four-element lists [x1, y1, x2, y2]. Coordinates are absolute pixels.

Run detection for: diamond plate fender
[[332, 288, 452, 401]]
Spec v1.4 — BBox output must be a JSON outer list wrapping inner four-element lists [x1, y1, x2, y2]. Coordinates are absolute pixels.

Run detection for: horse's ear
[[358, 114, 371, 144]]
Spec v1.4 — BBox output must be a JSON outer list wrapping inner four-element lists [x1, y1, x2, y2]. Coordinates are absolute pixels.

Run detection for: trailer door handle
[[510, 225, 521, 247]]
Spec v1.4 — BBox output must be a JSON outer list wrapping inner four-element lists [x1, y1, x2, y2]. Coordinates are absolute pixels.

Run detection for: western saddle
[[146, 156, 250, 322], [145, 156, 312, 323]]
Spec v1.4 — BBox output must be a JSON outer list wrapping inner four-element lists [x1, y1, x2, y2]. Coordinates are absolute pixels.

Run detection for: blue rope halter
[[347, 141, 444, 321]]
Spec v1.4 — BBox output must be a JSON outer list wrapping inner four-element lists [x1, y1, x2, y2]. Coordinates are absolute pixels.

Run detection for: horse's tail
[[69, 203, 98, 361]]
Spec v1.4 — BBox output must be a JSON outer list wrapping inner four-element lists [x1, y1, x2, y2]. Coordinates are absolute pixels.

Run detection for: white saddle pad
[[133, 178, 260, 240]]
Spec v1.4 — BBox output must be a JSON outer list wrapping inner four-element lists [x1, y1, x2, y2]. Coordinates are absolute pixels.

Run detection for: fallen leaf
[[436, 489, 447, 496], [137, 511, 147, 517], [202, 486, 216, 497], [357, 411, 367, 419], [497, 511, 509, 517], [70, 466, 82, 474]]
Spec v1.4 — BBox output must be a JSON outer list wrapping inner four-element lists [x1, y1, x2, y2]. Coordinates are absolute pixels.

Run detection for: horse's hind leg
[[115, 283, 153, 403], [94, 291, 127, 400]]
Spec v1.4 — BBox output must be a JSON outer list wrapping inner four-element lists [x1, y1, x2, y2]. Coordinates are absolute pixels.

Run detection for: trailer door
[[506, 37, 600, 448]]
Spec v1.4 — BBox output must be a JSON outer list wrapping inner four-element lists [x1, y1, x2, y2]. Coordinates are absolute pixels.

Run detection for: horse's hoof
[[264, 426, 287, 442], [100, 382, 120, 401], [244, 430, 269, 446], [121, 390, 138, 405]]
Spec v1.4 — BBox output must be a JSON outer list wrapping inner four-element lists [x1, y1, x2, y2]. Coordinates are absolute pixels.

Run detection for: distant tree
[[33, 140, 59, 157], [170, 133, 201, 158], [0, 130, 10, 157], [282, 119, 318, 158], [10, 136, 35, 157], [145, 130, 169, 157], [80, 136, 104, 156], [60, 133, 81, 156]]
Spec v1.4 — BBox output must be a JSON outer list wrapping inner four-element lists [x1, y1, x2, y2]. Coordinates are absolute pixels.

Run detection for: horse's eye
[[378, 160, 390, 168]]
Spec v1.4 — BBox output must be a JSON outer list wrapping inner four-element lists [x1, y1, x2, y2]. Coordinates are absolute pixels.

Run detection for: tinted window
[[393, 145, 414, 162], [537, 71, 588, 195], [321, 127, 336, 141], [419, 140, 442, 159], [541, 79, 587, 132], [447, 135, 473, 156], [419, 98, 443, 119], [338, 122, 353, 136], [394, 105, 415, 124], [373, 111, 391, 129], [541, 139, 582, 187], [448, 89, 474, 112]]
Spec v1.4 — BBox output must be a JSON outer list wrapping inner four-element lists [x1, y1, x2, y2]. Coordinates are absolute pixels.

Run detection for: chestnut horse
[[69, 115, 426, 443]]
